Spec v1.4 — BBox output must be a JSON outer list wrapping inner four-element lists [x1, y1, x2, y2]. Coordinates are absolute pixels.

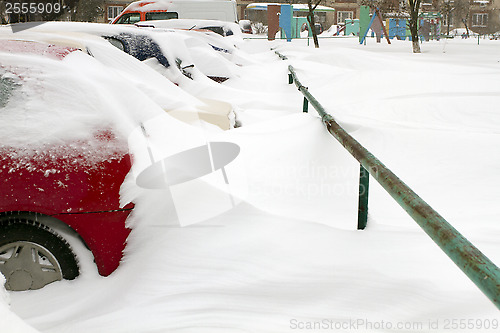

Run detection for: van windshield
[[115, 13, 141, 24], [145, 12, 178, 20]]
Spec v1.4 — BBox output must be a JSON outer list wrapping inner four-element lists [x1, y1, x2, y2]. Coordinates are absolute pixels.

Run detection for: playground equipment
[[358, 6, 442, 43], [267, 4, 311, 41], [386, 18, 408, 40], [343, 19, 359, 36], [419, 12, 442, 41], [359, 6, 390, 44], [247, 3, 334, 41]]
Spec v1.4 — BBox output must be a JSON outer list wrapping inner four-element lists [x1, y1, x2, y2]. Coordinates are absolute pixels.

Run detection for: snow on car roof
[[123, 0, 173, 12]]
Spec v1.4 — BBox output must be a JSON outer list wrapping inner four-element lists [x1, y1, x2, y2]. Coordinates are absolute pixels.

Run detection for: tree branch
[[312, 0, 322, 12]]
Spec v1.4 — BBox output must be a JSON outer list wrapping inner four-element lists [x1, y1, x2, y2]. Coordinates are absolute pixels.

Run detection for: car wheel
[[0, 219, 79, 291]]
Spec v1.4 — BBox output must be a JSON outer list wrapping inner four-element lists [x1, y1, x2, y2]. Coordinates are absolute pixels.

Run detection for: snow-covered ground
[[4, 36, 500, 332]]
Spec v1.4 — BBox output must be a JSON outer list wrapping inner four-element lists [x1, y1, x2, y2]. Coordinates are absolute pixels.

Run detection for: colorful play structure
[[246, 3, 442, 43], [357, 6, 442, 43], [245, 3, 335, 41]]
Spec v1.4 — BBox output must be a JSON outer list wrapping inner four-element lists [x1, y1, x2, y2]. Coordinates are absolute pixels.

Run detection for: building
[[101, 0, 131, 23], [439, 0, 500, 34]]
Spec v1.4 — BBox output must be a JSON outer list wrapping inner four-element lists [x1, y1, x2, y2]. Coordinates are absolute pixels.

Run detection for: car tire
[[0, 219, 79, 291]]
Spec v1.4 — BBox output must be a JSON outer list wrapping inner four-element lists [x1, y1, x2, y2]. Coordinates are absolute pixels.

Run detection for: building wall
[[439, 0, 500, 34], [332, 0, 359, 25], [101, 0, 131, 23]]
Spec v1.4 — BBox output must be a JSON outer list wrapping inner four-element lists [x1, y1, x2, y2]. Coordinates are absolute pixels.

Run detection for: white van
[[112, 0, 238, 24]]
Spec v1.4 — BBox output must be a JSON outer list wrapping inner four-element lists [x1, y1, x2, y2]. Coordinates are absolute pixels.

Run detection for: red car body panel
[[0, 41, 134, 277], [0, 143, 133, 276], [52, 210, 132, 276]]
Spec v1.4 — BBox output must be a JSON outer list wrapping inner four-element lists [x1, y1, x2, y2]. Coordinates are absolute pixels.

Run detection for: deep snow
[[3, 35, 500, 332]]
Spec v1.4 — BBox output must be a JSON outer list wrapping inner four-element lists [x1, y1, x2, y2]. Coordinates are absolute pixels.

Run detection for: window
[[472, 13, 488, 27], [442, 13, 453, 27], [107, 6, 123, 21], [337, 11, 353, 24], [104, 37, 125, 52], [115, 13, 141, 24], [145, 12, 179, 21]]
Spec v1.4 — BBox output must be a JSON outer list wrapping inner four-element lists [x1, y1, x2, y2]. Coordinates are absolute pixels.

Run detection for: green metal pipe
[[287, 64, 500, 310]]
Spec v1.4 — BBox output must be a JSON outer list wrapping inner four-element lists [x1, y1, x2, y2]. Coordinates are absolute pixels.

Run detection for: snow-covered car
[[239, 20, 252, 34], [104, 24, 238, 83], [1, 24, 237, 130], [0, 40, 139, 291]]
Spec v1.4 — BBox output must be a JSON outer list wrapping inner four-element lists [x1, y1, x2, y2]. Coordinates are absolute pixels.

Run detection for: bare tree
[[453, 0, 471, 36], [406, 0, 422, 53], [307, 0, 322, 48], [0, 1, 7, 24], [71, 0, 105, 22], [439, 0, 471, 36], [440, 0, 453, 36], [358, 0, 400, 16]]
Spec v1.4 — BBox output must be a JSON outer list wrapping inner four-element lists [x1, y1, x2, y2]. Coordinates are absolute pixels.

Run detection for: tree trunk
[[409, 17, 421, 53], [412, 39, 421, 53], [446, 14, 450, 36], [307, 1, 320, 48], [408, 0, 421, 53], [307, 13, 320, 48], [463, 14, 470, 37]]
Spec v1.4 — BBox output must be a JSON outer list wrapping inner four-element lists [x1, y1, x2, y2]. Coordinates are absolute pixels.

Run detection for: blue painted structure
[[387, 19, 407, 40], [279, 4, 293, 42]]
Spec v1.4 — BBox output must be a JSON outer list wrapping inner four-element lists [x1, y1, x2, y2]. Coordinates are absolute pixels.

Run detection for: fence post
[[303, 97, 309, 113], [358, 165, 369, 230]]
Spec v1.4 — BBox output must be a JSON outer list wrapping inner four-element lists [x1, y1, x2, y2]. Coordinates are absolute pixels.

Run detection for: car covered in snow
[[103, 28, 233, 83], [0, 23, 238, 129], [0, 27, 241, 290], [0, 40, 138, 291]]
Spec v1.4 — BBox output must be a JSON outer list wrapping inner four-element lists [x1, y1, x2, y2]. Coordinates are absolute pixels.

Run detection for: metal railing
[[281, 53, 500, 310]]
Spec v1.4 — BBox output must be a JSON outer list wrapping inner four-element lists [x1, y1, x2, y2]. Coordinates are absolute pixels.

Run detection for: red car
[[0, 41, 133, 291]]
